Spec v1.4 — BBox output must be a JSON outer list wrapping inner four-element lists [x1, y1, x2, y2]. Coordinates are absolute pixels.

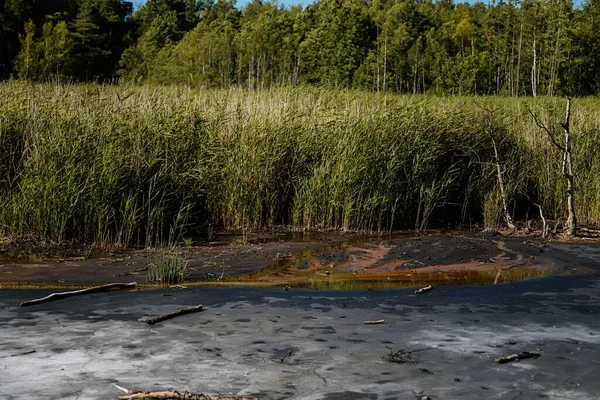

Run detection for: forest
[[2, 0, 600, 96]]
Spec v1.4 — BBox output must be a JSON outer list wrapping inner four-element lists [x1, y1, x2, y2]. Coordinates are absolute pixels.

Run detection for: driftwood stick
[[146, 305, 204, 325], [11, 350, 36, 357], [414, 285, 433, 294], [493, 270, 501, 285], [118, 391, 256, 400], [20, 282, 137, 307], [495, 351, 541, 364]]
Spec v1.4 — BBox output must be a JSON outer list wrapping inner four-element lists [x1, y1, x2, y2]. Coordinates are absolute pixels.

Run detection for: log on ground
[[146, 305, 204, 325], [20, 282, 138, 307]]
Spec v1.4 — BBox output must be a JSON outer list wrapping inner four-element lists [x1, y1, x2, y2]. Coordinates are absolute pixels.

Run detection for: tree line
[[3, 0, 600, 96]]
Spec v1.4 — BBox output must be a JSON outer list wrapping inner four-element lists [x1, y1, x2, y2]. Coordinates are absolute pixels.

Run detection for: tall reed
[[0, 83, 598, 243]]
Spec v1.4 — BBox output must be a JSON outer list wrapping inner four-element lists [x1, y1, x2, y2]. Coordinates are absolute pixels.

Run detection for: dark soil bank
[[1, 232, 598, 288]]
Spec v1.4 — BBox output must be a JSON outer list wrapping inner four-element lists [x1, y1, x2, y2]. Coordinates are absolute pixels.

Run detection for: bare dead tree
[[476, 102, 516, 230], [521, 192, 548, 238], [529, 98, 577, 236], [535, 202, 548, 238]]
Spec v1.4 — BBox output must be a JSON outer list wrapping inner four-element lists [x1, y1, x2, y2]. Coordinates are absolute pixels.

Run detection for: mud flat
[[0, 232, 599, 399], [1, 276, 599, 399]]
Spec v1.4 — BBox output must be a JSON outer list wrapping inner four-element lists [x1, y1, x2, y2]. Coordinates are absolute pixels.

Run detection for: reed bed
[[0, 83, 598, 244]]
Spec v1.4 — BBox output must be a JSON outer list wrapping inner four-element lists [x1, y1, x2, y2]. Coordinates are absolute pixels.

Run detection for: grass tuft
[[148, 247, 187, 285]]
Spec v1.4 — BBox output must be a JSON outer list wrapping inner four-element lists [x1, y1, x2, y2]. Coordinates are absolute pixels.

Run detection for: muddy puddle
[[0, 231, 573, 290]]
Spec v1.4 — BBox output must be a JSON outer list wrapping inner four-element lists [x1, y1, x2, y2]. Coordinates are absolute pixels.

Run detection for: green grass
[[148, 246, 187, 285], [0, 82, 599, 243]]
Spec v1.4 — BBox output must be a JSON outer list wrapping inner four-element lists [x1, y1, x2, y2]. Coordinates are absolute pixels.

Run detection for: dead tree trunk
[[529, 98, 577, 236], [561, 99, 577, 236], [478, 103, 516, 230], [491, 136, 516, 230], [531, 33, 537, 97], [534, 202, 547, 238]]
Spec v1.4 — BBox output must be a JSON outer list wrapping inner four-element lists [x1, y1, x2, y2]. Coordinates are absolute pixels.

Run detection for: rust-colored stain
[[0, 233, 557, 290], [199, 239, 552, 290]]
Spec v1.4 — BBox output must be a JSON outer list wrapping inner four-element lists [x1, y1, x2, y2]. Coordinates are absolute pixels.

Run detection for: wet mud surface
[[1, 232, 600, 399], [1, 276, 599, 399], [0, 232, 352, 286]]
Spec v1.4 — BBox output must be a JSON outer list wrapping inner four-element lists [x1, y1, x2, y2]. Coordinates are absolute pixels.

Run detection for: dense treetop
[[2, 0, 600, 95]]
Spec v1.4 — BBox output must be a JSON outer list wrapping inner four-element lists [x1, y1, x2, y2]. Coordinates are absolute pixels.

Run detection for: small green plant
[[148, 247, 187, 285]]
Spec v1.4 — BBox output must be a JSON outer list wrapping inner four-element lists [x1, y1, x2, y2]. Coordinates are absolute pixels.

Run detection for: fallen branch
[[495, 351, 541, 364], [20, 282, 137, 307], [118, 390, 256, 400], [493, 270, 501, 285], [383, 348, 415, 364], [364, 319, 385, 325], [146, 305, 204, 325], [414, 285, 433, 294], [11, 350, 36, 357]]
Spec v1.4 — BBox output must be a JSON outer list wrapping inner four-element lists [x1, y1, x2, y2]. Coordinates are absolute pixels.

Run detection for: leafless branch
[[528, 109, 565, 151]]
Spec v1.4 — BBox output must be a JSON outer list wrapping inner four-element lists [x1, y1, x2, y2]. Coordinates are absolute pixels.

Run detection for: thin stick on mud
[[10, 350, 36, 357], [20, 282, 137, 307], [493, 270, 501, 285], [146, 305, 204, 325], [364, 319, 385, 325], [495, 351, 541, 364], [414, 285, 433, 294]]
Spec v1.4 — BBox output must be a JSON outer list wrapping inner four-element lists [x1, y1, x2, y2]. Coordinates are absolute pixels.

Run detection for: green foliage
[[1, 0, 132, 80], [4, 0, 600, 94], [119, 11, 181, 81], [14, 20, 39, 80], [71, 0, 110, 80], [14, 20, 74, 80], [147, 16, 236, 86], [115, 0, 600, 96], [300, 0, 376, 87]]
